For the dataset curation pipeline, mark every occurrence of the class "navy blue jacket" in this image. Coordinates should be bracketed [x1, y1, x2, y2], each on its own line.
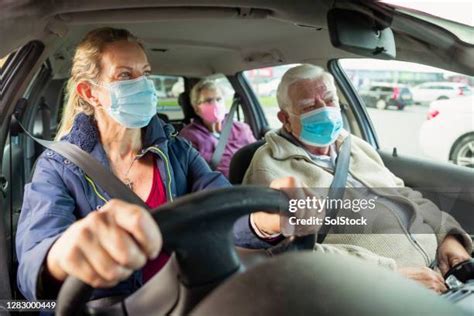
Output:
[16, 113, 268, 301]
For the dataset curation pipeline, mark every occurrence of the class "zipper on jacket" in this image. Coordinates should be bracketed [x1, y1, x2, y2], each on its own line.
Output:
[138, 146, 174, 202]
[350, 175, 432, 266]
[85, 175, 108, 203]
[279, 136, 432, 266]
[85, 146, 174, 204]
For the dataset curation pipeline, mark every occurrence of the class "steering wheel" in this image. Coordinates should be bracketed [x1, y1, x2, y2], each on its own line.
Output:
[55, 186, 289, 315]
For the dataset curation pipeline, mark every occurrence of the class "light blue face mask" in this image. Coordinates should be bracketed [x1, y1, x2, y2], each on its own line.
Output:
[97, 76, 158, 128]
[297, 107, 343, 147]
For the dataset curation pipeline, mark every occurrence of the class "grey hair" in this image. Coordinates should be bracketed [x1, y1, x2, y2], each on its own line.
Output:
[276, 64, 336, 110]
[190, 78, 222, 107]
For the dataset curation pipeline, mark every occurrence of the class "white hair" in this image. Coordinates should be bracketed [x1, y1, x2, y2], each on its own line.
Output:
[276, 64, 336, 110]
[190, 78, 223, 107]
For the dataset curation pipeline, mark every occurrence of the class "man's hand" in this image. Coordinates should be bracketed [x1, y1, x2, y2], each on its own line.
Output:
[437, 235, 471, 276]
[251, 177, 300, 235]
[46, 199, 162, 288]
[397, 267, 447, 294]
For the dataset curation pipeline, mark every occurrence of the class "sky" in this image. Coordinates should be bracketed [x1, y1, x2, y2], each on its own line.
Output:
[380, 0, 474, 26]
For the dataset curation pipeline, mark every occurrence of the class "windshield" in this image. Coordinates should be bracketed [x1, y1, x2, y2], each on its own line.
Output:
[381, 0, 473, 26]
[380, 0, 474, 44]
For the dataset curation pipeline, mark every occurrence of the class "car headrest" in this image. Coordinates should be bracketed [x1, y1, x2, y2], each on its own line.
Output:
[228, 140, 266, 184]
[178, 92, 198, 124]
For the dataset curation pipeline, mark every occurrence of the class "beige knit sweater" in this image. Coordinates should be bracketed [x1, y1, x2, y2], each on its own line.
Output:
[243, 129, 472, 269]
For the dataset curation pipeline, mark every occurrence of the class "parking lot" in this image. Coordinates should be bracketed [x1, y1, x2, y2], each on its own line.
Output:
[367, 105, 428, 157]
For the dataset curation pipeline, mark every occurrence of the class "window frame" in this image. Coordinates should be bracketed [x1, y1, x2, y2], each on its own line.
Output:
[328, 59, 380, 148]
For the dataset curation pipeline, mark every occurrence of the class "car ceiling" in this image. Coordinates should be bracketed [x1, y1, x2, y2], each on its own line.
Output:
[1, 0, 473, 77]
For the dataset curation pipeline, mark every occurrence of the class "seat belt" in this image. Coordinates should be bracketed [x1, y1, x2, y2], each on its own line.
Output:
[266, 135, 351, 255]
[15, 117, 148, 209]
[209, 96, 239, 170]
[317, 135, 352, 243]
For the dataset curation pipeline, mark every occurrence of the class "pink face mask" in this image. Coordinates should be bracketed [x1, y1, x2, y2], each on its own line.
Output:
[198, 101, 226, 123]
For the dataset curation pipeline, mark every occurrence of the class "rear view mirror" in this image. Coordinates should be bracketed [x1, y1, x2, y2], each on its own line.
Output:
[327, 8, 396, 59]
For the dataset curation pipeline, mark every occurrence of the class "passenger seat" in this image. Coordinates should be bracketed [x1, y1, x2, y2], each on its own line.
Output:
[178, 92, 198, 125]
[228, 140, 266, 184]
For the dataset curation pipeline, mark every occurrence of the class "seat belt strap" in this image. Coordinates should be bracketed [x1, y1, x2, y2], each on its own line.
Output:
[16, 117, 148, 209]
[209, 96, 239, 170]
[317, 135, 352, 243]
[266, 135, 352, 255]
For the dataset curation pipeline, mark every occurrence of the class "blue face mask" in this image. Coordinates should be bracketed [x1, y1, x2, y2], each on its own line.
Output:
[297, 107, 343, 147]
[97, 76, 158, 128]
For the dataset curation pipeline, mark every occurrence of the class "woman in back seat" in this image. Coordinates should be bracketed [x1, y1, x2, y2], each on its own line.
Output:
[179, 79, 256, 177]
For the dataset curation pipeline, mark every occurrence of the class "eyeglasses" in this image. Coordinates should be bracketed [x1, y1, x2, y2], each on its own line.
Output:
[198, 97, 222, 105]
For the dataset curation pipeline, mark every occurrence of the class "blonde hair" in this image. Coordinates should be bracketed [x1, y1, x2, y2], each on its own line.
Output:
[190, 79, 222, 108]
[276, 64, 336, 110]
[56, 27, 143, 139]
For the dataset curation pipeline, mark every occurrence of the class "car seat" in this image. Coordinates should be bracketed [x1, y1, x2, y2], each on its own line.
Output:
[228, 139, 266, 184]
[178, 92, 198, 125]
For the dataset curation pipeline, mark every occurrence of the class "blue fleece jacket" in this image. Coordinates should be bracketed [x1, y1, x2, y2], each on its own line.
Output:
[15, 113, 268, 301]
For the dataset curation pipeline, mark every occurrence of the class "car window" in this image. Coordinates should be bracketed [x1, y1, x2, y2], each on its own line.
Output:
[340, 58, 474, 169]
[243, 64, 300, 129]
[152, 75, 185, 120]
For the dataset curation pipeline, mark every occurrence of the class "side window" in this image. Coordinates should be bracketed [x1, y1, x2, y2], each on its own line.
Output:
[152, 75, 185, 120]
[340, 58, 474, 169]
[243, 64, 300, 129]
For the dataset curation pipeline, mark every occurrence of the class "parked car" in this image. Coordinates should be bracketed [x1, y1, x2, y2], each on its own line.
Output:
[411, 82, 472, 105]
[359, 82, 413, 110]
[419, 95, 474, 168]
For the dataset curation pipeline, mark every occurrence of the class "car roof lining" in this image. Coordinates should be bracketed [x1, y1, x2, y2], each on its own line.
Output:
[1, 0, 473, 78]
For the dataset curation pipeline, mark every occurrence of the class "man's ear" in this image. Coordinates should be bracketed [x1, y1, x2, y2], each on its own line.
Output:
[277, 110, 292, 132]
[76, 82, 99, 107]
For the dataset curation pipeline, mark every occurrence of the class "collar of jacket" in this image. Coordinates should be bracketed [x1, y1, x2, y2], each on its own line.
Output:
[188, 117, 211, 134]
[61, 113, 176, 153]
[265, 128, 349, 161]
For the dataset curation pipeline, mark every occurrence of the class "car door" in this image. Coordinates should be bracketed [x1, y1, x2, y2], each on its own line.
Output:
[415, 84, 434, 103]
[0, 41, 45, 301]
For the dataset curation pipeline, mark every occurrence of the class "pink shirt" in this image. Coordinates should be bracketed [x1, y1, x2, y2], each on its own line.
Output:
[143, 161, 170, 282]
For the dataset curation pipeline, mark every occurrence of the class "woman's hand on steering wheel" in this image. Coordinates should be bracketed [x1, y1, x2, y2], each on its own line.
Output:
[46, 199, 162, 288]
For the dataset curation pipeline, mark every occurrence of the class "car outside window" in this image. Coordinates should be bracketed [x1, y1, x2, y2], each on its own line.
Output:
[339, 58, 474, 169]
[243, 64, 300, 129]
[152, 75, 185, 120]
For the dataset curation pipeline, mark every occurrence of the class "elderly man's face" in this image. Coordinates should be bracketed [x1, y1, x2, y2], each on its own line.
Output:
[279, 77, 339, 139]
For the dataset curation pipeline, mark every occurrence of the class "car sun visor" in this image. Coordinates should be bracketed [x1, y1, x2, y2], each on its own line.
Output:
[327, 8, 396, 59]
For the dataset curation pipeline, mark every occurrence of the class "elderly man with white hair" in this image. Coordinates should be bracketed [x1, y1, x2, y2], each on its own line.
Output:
[243, 64, 472, 293]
